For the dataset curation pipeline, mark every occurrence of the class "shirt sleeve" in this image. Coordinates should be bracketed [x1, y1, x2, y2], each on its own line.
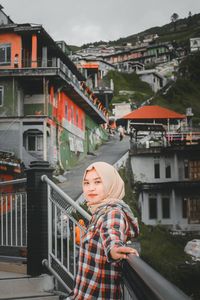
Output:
[99, 208, 128, 262]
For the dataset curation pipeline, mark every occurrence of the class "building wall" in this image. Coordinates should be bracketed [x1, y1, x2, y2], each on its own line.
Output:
[132, 150, 200, 231]
[0, 120, 22, 158]
[0, 78, 20, 116]
[139, 190, 187, 228]
[131, 154, 181, 183]
[85, 115, 108, 154]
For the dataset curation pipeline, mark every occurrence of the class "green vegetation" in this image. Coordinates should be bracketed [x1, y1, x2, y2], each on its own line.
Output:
[120, 163, 200, 300]
[154, 51, 200, 124]
[102, 51, 200, 124]
[104, 70, 153, 107]
[76, 13, 200, 51]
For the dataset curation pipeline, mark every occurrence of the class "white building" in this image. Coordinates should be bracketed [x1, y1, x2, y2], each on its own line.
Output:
[190, 38, 200, 53]
[130, 136, 200, 232]
[112, 102, 131, 120]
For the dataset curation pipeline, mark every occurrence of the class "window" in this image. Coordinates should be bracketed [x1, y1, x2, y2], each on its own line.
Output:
[24, 130, 43, 152]
[154, 157, 160, 178]
[188, 197, 200, 224]
[0, 44, 11, 65]
[65, 103, 68, 120]
[149, 196, 157, 219]
[189, 160, 200, 180]
[162, 197, 170, 218]
[76, 110, 79, 126]
[81, 118, 84, 130]
[71, 106, 74, 123]
[27, 134, 43, 151]
[165, 159, 171, 178]
[182, 198, 187, 218]
[0, 86, 4, 106]
[184, 160, 189, 179]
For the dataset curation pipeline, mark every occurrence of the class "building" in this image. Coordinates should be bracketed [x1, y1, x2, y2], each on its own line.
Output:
[123, 105, 200, 232]
[72, 57, 114, 108]
[136, 69, 167, 93]
[0, 6, 108, 171]
[190, 37, 200, 53]
[112, 102, 131, 120]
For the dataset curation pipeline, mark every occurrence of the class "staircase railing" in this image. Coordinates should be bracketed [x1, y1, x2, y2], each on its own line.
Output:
[41, 174, 90, 293]
[0, 169, 191, 299]
[41, 174, 191, 300]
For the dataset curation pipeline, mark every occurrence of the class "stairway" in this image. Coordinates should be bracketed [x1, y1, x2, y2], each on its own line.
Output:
[0, 262, 60, 300]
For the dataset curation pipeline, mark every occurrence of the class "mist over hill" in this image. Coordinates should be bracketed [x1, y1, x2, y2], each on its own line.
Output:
[70, 12, 200, 50]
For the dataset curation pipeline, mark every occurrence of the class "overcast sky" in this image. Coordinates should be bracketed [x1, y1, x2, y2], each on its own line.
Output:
[1, 0, 200, 46]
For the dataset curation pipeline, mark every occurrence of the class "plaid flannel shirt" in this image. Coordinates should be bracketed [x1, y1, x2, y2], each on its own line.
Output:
[70, 202, 139, 300]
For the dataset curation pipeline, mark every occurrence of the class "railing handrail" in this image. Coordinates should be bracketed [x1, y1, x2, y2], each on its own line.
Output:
[41, 174, 190, 299]
[123, 255, 190, 300]
[0, 178, 27, 186]
[41, 174, 91, 221]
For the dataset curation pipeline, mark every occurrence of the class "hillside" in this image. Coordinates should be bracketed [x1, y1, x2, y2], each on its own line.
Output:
[77, 12, 200, 51]
[103, 51, 200, 124]
[104, 70, 153, 107]
[153, 51, 200, 124]
[69, 12, 200, 124]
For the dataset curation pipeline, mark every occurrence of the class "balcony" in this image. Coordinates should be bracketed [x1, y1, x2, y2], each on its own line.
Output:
[0, 58, 108, 123]
[130, 129, 200, 156]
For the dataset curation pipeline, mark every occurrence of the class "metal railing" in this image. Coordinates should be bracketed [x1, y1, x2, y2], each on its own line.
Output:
[0, 178, 27, 248]
[0, 192, 27, 247]
[41, 175, 190, 299]
[41, 174, 90, 293]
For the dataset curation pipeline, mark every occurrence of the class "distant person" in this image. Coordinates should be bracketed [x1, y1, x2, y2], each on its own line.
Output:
[66, 161, 139, 299]
[118, 125, 125, 141]
[14, 54, 19, 68]
[129, 125, 134, 141]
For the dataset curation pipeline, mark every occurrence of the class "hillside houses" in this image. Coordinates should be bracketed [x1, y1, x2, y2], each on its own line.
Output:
[72, 38, 181, 95]
[0, 6, 109, 171]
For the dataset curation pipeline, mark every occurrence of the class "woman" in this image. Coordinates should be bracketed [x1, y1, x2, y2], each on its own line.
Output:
[69, 161, 139, 300]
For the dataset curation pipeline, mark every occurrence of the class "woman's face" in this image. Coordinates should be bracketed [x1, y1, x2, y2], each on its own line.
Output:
[83, 168, 105, 207]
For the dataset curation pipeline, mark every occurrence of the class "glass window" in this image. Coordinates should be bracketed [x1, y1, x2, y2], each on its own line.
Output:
[76, 110, 79, 126]
[28, 135, 35, 151]
[65, 103, 68, 119]
[165, 159, 171, 178]
[71, 106, 74, 123]
[27, 134, 43, 151]
[154, 157, 160, 178]
[162, 197, 170, 218]
[37, 135, 43, 151]
[184, 160, 189, 178]
[182, 198, 187, 218]
[0, 44, 11, 65]
[0, 86, 4, 106]
[149, 196, 157, 219]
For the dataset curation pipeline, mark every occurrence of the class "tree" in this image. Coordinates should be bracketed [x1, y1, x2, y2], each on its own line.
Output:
[170, 13, 179, 31]
[187, 11, 193, 27]
[171, 13, 179, 23]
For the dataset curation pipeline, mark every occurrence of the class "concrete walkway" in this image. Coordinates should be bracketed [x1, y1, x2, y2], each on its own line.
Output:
[57, 134, 130, 200]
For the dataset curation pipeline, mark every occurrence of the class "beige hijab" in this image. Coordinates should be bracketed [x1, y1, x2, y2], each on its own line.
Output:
[82, 161, 125, 212]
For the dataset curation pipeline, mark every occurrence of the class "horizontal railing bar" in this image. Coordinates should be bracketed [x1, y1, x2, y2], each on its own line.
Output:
[41, 175, 91, 221]
[0, 178, 27, 186]
[124, 256, 190, 300]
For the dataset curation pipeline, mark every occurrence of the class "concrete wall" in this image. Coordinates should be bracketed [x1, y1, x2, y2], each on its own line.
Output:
[131, 154, 182, 183]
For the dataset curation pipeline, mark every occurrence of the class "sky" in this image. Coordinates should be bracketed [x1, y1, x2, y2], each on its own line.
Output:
[1, 0, 200, 46]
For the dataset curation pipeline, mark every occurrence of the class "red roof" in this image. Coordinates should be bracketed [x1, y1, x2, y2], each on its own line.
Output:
[122, 105, 186, 120]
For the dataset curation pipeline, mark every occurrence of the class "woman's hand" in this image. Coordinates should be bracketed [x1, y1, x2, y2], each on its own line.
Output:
[110, 246, 139, 260]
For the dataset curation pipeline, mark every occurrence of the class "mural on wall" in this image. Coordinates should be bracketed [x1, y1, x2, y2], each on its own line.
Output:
[88, 128, 102, 148]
